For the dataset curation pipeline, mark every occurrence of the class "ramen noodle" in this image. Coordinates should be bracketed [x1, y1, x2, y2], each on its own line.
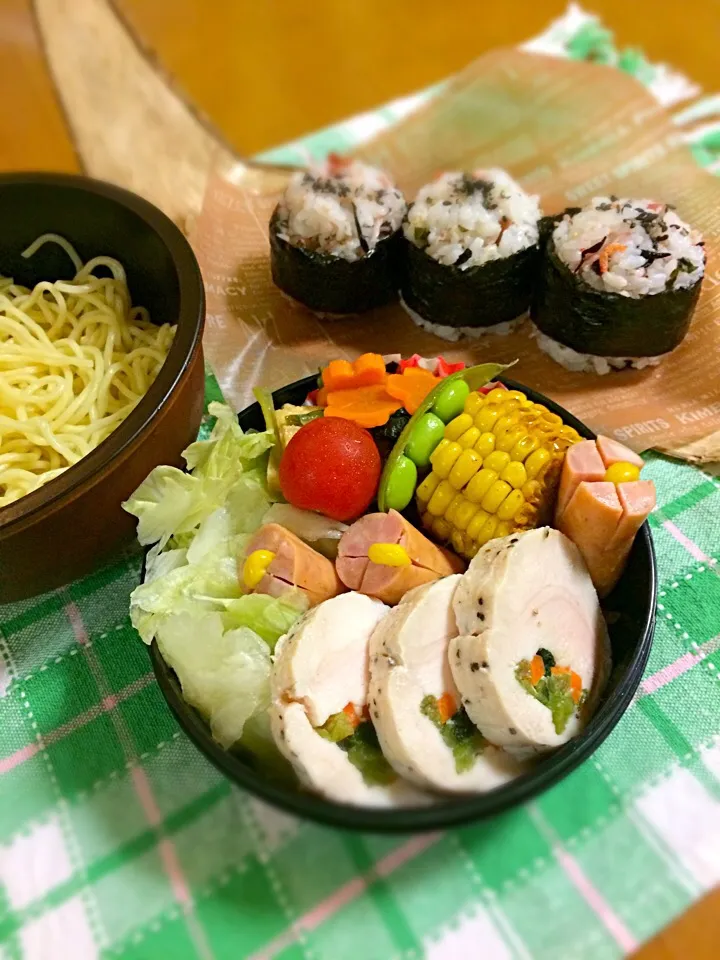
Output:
[0, 234, 175, 507]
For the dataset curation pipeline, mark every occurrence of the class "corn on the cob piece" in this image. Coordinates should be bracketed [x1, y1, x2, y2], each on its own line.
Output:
[416, 388, 581, 558]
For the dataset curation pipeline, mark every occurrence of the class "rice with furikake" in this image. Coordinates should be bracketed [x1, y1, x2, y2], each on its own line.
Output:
[275, 157, 406, 263]
[403, 169, 542, 268]
[554, 197, 705, 297]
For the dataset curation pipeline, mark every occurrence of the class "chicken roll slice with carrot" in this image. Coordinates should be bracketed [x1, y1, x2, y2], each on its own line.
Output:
[336, 509, 464, 605]
[555, 436, 655, 597]
[369, 576, 528, 792]
[270, 592, 427, 807]
[241, 523, 345, 608]
[450, 528, 610, 754]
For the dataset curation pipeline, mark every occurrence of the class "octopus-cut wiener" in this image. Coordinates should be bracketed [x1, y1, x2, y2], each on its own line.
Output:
[450, 528, 610, 755]
[270, 592, 428, 807]
[336, 509, 464, 605]
[555, 437, 655, 597]
[369, 576, 528, 792]
[241, 523, 345, 607]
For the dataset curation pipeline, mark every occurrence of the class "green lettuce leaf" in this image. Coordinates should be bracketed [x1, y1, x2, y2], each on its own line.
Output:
[125, 401, 304, 755]
[123, 401, 274, 548]
[219, 594, 302, 650]
[156, 612, 272, 749]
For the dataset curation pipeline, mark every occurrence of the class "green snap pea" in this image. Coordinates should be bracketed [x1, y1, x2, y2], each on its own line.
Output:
[432, 379, 470, 423]
[384, 455, 417, 512]
[405, 413, 445, 469]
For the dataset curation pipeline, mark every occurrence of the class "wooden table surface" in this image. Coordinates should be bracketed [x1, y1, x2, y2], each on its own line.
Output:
[2, 0, 719, 955]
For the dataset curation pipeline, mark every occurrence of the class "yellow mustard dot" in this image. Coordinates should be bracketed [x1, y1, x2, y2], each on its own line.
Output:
[367, 543, 412, 567]
[604, 461, 641, 484]
[243, 550, 276, 589]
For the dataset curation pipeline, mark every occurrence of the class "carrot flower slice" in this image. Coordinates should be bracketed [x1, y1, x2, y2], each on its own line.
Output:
[386, 367, 441, 414]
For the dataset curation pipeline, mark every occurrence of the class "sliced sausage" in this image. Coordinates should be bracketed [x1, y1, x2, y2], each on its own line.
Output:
[241, 523, 345, 607]
[336, 509, 464, 605]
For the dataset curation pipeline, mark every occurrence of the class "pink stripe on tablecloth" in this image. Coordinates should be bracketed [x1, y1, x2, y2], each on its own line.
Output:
[249, 833, 444, 960]
[65, 601, 90, 645]
[131, 765, 191, 906]
[662, 520, 710, 563]
[555, 848, 638, 952]
[641, 651, 701, 696]
[375, 831, 442, 876]
[0, 742, 39, 773]
[0, 672, 153, 776]
[638, 635, 720, 699]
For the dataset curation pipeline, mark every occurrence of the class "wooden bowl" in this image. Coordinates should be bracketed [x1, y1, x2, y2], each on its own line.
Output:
[0, 174, 205, 601]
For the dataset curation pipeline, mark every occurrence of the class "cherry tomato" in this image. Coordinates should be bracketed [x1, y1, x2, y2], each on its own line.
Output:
[279, 417, 381, 522]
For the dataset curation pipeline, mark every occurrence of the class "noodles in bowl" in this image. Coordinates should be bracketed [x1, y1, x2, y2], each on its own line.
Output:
[0, 234, 175, 507]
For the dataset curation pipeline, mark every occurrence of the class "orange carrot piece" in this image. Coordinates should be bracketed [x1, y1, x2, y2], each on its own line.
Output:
[386, 367, 441, 414]
[316, 386, 328, 407]
[530, 655, 546, 686]
[551, 666, 571, 675]
[322, 354, 387, 392]
[598, 243, 627, 274]
[325, 384, 402, 429]
[437, 692, 456, 724]
[343, 702, 362, 728]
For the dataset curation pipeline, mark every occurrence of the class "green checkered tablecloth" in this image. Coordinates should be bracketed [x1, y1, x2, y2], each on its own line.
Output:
[2, 8, 720, 959]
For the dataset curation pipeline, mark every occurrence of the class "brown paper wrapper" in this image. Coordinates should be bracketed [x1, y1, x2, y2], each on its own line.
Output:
[190, 49, 720, 460]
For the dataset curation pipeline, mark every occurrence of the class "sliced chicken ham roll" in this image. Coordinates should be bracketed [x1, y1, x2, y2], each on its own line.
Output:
[270, 592, 426, 807]
[336, 509, 464, 605]
[369, 576, 528, 793]
[450, 528, 610, 754]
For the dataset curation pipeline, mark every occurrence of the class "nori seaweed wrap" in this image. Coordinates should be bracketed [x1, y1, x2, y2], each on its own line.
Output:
[531, 198, 705, 367]
[399, 170, 543, 339]
[269, 157, 406, 316]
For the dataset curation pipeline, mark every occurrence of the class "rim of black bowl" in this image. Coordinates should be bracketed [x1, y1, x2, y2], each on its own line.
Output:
[150, 373, 657, 832]
[0, 172, 205, 532]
